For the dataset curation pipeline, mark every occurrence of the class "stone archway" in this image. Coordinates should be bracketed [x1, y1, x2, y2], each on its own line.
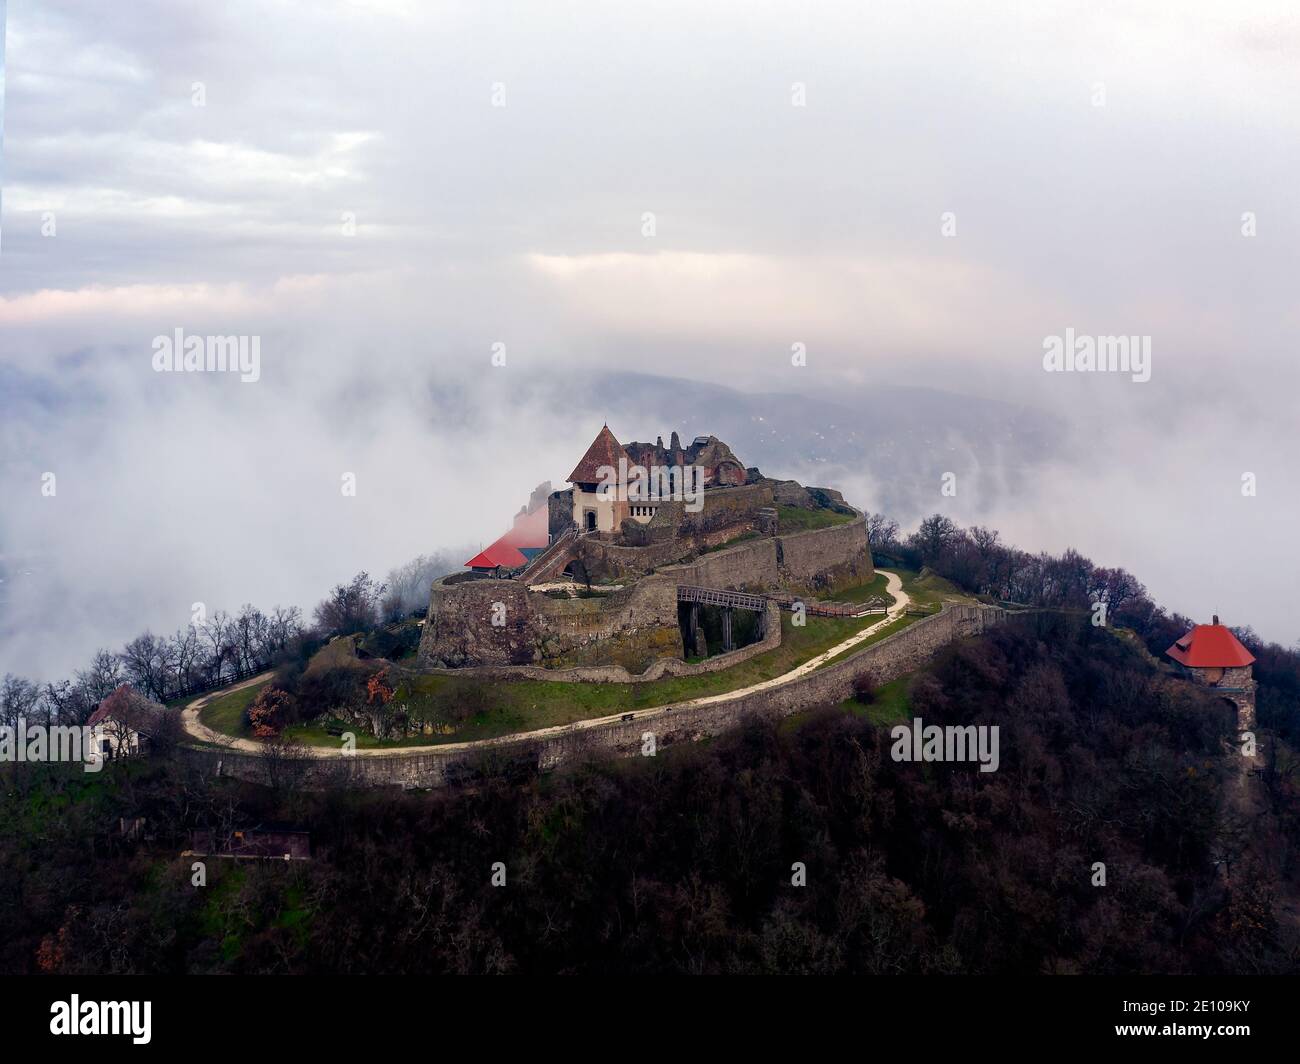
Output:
[1220, 693, 1255, 733]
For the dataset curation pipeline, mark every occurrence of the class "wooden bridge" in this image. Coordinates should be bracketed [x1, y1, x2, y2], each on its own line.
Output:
[677, 584, 888, 619]
[676, 585, 769, 612]
[676, 585, 768, 654]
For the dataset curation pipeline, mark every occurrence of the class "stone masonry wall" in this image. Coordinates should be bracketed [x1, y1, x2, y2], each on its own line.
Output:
[659, 537, 781, 590]
[1187, 664, 1257, 732]
[777, 517, 873, 593]
[421, 510, 870, 669]
[194, 604, 1007, 791]
[418, 573, 681, 668]
[417, 602, 781, 684]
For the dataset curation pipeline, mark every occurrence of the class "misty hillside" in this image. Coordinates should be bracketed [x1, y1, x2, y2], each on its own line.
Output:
[7, 617, 1291, 975]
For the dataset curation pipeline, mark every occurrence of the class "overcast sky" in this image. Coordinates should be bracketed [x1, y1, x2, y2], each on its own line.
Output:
[2, 0, 1299, 680]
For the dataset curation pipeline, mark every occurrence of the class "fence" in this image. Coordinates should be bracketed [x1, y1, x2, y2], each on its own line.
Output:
[676, 584, 768, 612]
[765, 590, 887, 617]
[168, 660, 269, 703]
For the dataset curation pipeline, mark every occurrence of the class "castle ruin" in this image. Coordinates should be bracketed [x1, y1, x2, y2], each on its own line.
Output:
[418, 425, 874, 672]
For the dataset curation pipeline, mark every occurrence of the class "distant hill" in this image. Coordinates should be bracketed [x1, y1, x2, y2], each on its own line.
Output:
[436, 369, 1062, 523]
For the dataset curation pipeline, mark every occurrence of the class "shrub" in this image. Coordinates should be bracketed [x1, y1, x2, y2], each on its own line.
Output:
[295, 665, 366, 722]
[245, 686, 298, 737]
[359, 624, 421, 660]
[367, 667, 395, 706]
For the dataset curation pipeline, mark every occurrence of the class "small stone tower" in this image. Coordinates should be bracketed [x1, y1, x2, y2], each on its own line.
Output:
[1165, 615, 1257, 732]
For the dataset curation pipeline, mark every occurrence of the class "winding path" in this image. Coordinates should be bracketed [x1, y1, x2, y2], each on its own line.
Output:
[181, 571, 910, 759]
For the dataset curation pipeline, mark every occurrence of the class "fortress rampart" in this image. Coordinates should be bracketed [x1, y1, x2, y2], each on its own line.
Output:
[417, 602, 782, 684]
[418, 571, 682, 669]
[418, 513, 873, 671]
[189, 603, 1010, 791]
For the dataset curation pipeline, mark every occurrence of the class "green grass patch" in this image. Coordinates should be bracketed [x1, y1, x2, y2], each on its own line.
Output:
[814, 611, 920, 670]
[275, 611, 885, 748]
[891, 567, 974, 609]
[841, 675, 913, 726]
[776, 505, 856, 532]
[198, 679, 269, 738]
[781, 674, 914, 736]
[835, 570, 890, 603]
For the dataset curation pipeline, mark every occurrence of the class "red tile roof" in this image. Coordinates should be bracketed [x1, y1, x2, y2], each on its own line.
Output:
[87, 685, 166, 731]
[464, 504, 550, 569]
[567, 425, 623, 484]
[1166, 623, 1255, 668]
[465, 540, 528, 570]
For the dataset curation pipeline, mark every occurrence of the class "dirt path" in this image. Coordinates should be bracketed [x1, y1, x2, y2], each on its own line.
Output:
[181, 571, 911, 759]
[181, 671, 275, 753]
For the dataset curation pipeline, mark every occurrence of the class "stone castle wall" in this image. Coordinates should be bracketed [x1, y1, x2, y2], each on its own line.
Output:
[418, 602, 781, 684]
[1186, 664, 1257, 732]
[418, 573, 681, 668]
[193, 604, 1008, 791]
[778, 518, 874, 593]
[421, 509, 871, 669]
[658, 537, 781, 590]
[580, 482, 776, 581]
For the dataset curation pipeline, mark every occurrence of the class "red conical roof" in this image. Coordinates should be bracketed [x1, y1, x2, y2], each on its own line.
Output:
[1166, 622, 1255, 668]
[567, 424, 623, 484]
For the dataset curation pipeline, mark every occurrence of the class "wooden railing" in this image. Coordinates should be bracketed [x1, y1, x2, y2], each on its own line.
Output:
[169, 660, 270, 702]
[676, 585, 768, 612]
[518, 528, 578, 583]
[764, 591, 887, 617]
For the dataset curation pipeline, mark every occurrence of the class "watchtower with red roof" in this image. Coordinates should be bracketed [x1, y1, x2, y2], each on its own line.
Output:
[1165, 615, 1256, 732]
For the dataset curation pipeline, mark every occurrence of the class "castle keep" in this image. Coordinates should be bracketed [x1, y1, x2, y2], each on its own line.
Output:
[418, 426, 874, 672]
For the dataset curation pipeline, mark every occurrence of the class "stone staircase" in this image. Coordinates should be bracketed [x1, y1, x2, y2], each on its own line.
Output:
[518, 528, 579, 585]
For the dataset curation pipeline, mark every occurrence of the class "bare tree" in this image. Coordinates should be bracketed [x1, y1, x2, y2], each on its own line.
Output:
[41, 679, 95, 726]
[866, 512, 901, 552]
[383, 553, 458, 617]
[201, 610, 234, 684]
[76, 650, 124, 704]
[263, 605, 304, 660]
[908, 513, 959, 565]
[120, 632, 173, 702]
[0, 674, 40, 730]
[233, 604, 269, 672]
[168, 625, 204, 693]
[314, 572, 385, 635]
